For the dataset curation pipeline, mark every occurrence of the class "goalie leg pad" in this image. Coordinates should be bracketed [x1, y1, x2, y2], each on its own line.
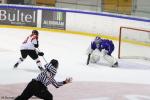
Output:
[90, 49, 101, 63]
[103, 54, 117, 66]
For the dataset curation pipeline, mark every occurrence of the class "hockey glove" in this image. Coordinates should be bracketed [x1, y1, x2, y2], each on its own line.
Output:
[63, 77, 73, 84]
[38, 52, 44, 56]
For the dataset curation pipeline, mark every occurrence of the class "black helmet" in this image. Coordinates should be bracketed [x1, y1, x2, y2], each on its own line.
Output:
[50, 59, 59, 68]
[32, 30, 39, 35]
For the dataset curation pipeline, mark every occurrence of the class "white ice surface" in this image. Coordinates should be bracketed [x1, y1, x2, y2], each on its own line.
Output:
[0, 28, 150, 85]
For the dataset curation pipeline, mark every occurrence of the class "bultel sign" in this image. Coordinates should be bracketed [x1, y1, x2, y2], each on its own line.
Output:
[0, 8, 37, 27]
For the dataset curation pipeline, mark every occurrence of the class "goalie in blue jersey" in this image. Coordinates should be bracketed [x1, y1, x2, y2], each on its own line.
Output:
[86, 36, 118, 67]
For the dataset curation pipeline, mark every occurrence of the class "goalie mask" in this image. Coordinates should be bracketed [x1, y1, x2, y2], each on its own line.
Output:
[50, 59, 59, 69]
[94, 36, 102, 44]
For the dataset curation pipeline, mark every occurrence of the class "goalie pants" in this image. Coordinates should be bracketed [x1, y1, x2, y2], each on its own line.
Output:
[15, 79, 53, 100]
[21, 50, 38, 60]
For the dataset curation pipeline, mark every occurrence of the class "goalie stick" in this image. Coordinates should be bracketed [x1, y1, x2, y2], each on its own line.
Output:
[86, 54, 91, 65]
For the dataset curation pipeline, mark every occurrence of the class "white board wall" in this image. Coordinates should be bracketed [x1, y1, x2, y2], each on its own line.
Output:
[66, 12, 150, 37]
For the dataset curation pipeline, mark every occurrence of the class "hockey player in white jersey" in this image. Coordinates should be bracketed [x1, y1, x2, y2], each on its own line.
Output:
[14, 30, 44, 71]
[86, 36, 118, 67]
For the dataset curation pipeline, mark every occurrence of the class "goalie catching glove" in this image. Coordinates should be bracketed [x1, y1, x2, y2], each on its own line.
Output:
[38, 52, 44, 56]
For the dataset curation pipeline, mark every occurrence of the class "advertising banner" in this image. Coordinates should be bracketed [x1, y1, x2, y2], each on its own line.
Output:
[41, 10, 66, 30]
[0, 8, 37, 27]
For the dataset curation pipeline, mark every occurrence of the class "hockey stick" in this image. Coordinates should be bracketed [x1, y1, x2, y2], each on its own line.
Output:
[37, 48, 48, 64]
[41, 55, 48, 64]
[86, 54, 91, 65]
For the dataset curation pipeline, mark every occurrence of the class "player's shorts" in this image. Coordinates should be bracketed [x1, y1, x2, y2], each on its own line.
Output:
[21, 50, 38, 60]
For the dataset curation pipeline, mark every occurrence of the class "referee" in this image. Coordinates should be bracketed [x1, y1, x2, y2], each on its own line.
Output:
[15, 59, 72, 100]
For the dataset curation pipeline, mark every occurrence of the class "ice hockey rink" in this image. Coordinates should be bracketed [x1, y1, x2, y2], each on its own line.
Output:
[0, 28, 150, 100]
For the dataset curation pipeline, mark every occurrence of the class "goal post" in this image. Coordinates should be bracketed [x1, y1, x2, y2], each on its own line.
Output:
[118, 26, 150, 61]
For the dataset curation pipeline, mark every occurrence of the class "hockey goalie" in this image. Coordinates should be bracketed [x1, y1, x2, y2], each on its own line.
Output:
[86, 36, 118, 67]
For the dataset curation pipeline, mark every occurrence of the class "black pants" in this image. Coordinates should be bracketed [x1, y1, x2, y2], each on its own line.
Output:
[21, 50, 38, 60]
[15, 79, 53, 100]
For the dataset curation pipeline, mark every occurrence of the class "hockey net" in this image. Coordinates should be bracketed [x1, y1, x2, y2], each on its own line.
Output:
[118, 26, 150, 61]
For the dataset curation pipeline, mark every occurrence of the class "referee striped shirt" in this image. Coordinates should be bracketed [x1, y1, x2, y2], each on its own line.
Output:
[35, 63, 64, 88]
